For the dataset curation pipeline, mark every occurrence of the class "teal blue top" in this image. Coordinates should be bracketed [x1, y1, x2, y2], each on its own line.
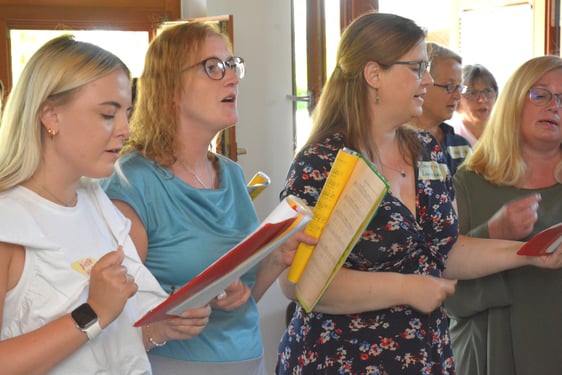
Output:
[103, 151, 262, 362]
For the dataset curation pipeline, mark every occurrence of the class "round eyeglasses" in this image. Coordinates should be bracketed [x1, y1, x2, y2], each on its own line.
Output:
[433, 83, 467, 94]
[529, 87, 562, 108]
[182, 56, 246, 80]
[463, 88, 496, 101]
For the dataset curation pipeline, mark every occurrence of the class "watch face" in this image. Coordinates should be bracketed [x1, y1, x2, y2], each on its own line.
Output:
[71, 303, 98, 328]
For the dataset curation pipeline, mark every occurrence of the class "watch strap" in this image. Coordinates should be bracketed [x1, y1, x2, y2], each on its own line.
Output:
[71, 303, 102, 340]
[84, 320, 103, 340]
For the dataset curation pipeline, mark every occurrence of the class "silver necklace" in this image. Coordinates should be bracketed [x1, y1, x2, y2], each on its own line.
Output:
[178, 159, 214, 189]
[381, 163, 406, 178]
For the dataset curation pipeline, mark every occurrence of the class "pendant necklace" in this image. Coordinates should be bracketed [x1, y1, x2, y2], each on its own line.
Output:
[178, 159, 215, 189]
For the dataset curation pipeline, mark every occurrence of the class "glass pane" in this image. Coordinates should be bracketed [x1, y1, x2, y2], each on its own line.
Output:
[377, 0, 533, 92]
[292, 0, 310, 152]
[10, 29, 149, 86]
[459, 5, 532, 90]
[378, 0, 453, 45]
[325, 3, 340, 78]
[292, 0, 340, 152]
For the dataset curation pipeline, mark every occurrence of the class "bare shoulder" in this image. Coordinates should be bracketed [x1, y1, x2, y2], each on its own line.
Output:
[0, 242, 25, 291]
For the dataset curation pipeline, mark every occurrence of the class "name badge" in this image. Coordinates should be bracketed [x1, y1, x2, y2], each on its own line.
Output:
[72, 257, 97, 276]
[447, 145, 472, 159]
[418, 161, 449, 181]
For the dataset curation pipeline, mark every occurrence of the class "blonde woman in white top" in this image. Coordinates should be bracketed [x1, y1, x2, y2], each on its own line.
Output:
[0, 35, 211, 375]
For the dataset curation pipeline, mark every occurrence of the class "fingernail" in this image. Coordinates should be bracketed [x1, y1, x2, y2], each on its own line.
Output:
[217, 291, 227, 300]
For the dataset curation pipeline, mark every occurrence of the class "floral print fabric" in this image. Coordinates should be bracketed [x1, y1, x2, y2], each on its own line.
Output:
[276, 132, 458, 374]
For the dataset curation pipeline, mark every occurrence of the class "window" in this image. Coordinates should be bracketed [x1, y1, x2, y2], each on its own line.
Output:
[290, 0, 375, 151]
[0, 0, 180, 93]
[378, 0, 543, 91]
[10, 29, 149, 86]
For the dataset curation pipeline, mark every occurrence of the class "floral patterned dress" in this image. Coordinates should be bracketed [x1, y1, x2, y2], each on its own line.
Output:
[276, 132, 458, 375]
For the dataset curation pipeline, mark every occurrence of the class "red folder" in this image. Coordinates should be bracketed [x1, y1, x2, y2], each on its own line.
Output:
[134, 195, 311, 326]
[517, 223, 562, 256]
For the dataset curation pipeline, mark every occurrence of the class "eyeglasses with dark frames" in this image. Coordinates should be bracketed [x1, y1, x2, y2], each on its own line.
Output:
[391, 60, 431, 80]
[463, 88, 496, 101]
[528, 87, 562, 108]
[433, 83, 467, 94]
[182, 56, 246, 80]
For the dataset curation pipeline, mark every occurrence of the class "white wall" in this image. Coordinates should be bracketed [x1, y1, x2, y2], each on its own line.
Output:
[182, 1, 294, 373]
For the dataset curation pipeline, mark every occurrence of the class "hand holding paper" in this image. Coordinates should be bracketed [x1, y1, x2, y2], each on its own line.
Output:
[210, 279, 251, 311]
[517, 222, 562, 256]
[134, 195, 312, 326]
[287, 148, 389, 312]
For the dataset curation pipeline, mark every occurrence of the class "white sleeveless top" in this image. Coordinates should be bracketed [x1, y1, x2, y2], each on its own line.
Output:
[0, 180, 167, 374]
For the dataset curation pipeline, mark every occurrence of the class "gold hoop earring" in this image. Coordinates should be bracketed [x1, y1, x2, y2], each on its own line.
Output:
[47, 128, 58, 139]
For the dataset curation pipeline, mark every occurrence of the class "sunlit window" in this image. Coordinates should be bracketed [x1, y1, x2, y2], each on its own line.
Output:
[292, 0, 340, 152]
[378, 0, 533, 91]
[10, 29, 149, 86]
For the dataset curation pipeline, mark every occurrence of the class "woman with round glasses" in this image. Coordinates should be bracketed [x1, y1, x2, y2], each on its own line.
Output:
[450, 64, 498, 146]
[103, 22, 313, 375]
[446, 55, 562, 375]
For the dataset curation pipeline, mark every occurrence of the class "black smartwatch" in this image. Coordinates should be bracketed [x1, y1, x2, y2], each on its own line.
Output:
[71, 303, 102, 340]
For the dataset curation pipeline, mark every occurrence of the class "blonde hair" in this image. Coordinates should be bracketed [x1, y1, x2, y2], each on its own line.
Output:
[124, 22, 231, 167]
[306, 12, 426, 162]
[465, 55, 562, 186]
[0, 35, 130, 191]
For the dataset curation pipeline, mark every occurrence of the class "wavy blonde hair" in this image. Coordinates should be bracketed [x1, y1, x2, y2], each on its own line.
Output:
[0, 35, 129, 191]
[464, 55, 562, 186]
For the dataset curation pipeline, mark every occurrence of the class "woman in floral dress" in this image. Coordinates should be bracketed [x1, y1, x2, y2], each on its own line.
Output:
[275, 12, 562, 375]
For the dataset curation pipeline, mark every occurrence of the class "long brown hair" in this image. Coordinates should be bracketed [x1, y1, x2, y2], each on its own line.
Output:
[306, 12, 426, 163]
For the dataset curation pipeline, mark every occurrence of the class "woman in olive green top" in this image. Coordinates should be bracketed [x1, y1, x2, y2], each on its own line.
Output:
[446, 55, 562, 375]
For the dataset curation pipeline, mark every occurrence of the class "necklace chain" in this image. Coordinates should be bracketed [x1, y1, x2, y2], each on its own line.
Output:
[32, 184, 77, 206]
[380, 163, 407, 178]
[178, 158, 215, 189]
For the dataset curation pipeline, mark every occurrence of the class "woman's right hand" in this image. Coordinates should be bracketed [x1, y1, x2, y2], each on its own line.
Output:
[145, 304, 211, 346]
[87, 246, 138, 328]
[404, 274, 457, 314]
[487, 194, 541, 240]
[210, 278, 251, 311]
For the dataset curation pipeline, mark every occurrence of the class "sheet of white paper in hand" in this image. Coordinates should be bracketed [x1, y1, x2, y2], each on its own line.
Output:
[134, 195, 312, 326]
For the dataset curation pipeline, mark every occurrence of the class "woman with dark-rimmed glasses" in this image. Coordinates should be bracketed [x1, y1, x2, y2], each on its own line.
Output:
[275, 12, 562, 374]
[446, 55, 562, 375]
[103, 21, 314, 375]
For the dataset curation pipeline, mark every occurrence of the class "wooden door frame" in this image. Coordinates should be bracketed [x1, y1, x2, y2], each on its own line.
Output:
[546, 0, 560, 55]
[305, 0, 378, 110]
[0, 0, 180, 95]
